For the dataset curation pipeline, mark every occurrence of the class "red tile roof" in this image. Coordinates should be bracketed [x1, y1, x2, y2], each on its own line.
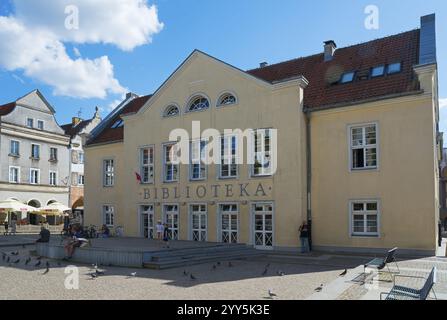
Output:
[87, 29, 421, 146]
[61, 119, 93, 138]
[87, 95, 152, 146]
[247, 29, 421, 110]
[0, 102, 16, 116]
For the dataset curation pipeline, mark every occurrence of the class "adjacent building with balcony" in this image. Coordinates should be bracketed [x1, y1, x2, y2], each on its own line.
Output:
[0, 90, 70, 224]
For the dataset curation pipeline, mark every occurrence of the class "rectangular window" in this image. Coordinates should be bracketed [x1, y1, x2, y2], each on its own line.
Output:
[79, 152, 85, 164]
[31, 144, 40, 159]
[37, 120, 44, 130]
[140, 147, 154, 184]
[78, 174, 85, 186]
[26, 118, 34, 128]
[49, 148, 58, 162]
[164, 144, 179, 182]
[190, 139, 207, 180]
[387, 62, 401, 74]
[220, 135, 238, 179]
[371, 65, 385, 78]
[350, 124, 377, 170]
[350, 201, 379, 236]
[340, 72, 355, 83]
[30, 169, 40, 184]
[252, 129, 273, 176]
[103, 159, 115, 186]
[103, 205, 115, 227]
[49, 171, 57, 186]
[9, 167, 19, 183]
[10, 140, 20, 156]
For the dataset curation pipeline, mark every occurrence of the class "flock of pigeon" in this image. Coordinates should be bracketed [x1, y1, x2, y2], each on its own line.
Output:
[1, 246, 350, 299]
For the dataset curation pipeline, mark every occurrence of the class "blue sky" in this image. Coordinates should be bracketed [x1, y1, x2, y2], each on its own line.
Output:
[0, 0, 446, 129]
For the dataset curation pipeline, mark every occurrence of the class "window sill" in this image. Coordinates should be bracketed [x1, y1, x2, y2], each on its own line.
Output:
[8, 154, 20, 158]
[49, 159, 58, 163]
[103, 185, 114, 188]
[218, 176, 238, 180]
[350, 167, 378, 172]
[351, 234, 379, 238]
[30, 157, 40, 161]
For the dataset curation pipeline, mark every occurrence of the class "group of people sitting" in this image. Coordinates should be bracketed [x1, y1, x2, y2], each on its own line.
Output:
[62, 224, 110, 260]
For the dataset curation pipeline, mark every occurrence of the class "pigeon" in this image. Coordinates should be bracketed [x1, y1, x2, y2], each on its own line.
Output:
[43, 267, 50, 275]
[183, 270, 188, 276]
[13, 259, 20, 264]
[35, 260, 41, 267]
[261, 268, 268, 276]
[190, 274, 196, 280]
[212, 265, 217, 270]
[268, 289, 277, 298]
[277, 271, 285, 277]
[228, 262, 233, 268]
[128, 272, 137, 278]
[95, 269, 105, 276]
[11, 251, 19, 256]
[25, 257, 31, 265]
[315, 284, 324, 292]
[89, 273, 98, 280]
[339, 269, 348, 277]
[217, 262, 221, 266]
[92, 263, 98, 270]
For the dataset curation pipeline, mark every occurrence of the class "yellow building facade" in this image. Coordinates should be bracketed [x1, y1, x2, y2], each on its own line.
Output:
[85, 15, 441, 255]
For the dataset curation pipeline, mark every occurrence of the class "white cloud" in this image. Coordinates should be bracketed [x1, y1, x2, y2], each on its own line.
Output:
[0, 0, 163, 99]
[440, 98, 447, 109]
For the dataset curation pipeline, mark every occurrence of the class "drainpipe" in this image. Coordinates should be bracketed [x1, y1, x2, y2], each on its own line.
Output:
[305, 108, 312, 251]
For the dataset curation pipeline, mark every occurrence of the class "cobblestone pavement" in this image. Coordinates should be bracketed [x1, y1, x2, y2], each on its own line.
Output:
[0, 246, 341, 300]
[1, 243, 445, 300]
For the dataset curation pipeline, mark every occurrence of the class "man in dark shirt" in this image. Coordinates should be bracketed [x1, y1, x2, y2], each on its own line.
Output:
[36, 226, 50, 243]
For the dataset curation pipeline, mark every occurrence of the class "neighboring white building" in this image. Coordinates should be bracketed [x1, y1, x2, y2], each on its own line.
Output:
[0, 90, 70, 224]
[61, 108, 101, 212]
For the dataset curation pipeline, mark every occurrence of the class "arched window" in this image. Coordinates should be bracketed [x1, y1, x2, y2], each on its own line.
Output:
[187, 96, 210, 112]
[217, 93, 237, 107]
[164, 105, 180, 117]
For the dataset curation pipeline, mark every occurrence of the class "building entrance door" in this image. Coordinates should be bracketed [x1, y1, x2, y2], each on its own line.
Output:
[140, 205, 154, 239]
[164, 204, 179, 240]
[253, 203, 274, 250]
[190, 204, 207, 241]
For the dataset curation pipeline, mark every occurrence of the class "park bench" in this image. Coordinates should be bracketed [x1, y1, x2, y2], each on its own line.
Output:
[364, 247, 400, 276]
[380, 267, 437, 300]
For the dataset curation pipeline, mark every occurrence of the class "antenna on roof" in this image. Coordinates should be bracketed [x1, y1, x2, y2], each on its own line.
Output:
[77, 107, 83, 118]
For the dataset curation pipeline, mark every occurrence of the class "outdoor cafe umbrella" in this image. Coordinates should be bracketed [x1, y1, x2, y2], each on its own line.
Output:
[0, 199, 38, 222]
[36, 202, 71, 216]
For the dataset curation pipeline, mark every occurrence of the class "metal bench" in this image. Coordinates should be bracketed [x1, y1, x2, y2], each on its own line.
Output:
[381, 267, 437, 300]
[364, 247, 400, 277]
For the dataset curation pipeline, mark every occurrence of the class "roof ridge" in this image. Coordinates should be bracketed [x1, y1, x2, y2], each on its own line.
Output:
[247, 28, 419, 73]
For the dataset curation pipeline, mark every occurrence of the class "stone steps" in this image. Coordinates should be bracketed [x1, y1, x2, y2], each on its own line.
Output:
[144, 245, 263, 269]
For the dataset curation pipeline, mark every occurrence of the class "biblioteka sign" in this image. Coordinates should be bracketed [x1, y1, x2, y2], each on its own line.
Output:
[140, 183, 272, 200]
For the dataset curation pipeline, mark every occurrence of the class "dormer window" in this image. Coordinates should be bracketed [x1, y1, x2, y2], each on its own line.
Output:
[37, 120, 44, 130]
[26, 118, 34, 128]
[111, 119, 124, 129]
[164, 105, 180, 118]
[340, 72, 355, 84]
[371, 66, 385, 78]
[187, 96, 210, 112]
[217, 93, 237, 107]
[387, 62, 402, 74]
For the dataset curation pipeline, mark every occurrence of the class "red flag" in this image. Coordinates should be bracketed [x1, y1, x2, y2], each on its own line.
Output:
[135, 172, 142, 183]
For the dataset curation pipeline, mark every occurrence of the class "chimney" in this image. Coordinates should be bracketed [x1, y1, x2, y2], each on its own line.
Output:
[72, 117, 82, 126]
[324, 40, 337, 62]
[125, 92, 139, 100]
[419, 14, 437, 65]
[259, 62, 268, 68]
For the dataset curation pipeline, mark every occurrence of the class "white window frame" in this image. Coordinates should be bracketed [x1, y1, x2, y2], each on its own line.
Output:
[49, 171, 58, 186]
[251, 202, 275, 250]
[103, 159, 115, 187]
[163, 143, 179, 183]
[9, 166, 20, 183]
[219, 135, 238, 179]
[37, 119, 44, 130]
[349, 200, 380, 237]
[79, 152, 85, 164]
[10, 140, 20, 156]
[348, 122, 379, 171]
[49, 147, 58, 162]
[139, 204, 155, 239]
[189, 139, 207, 181]
[189, 203, 208, 241]
[218, 203, 239, 244]
[29, 168, 40, 185]
[78, 174, 85, 186]
[251, 128, 273, 177]
[140, 146, 155, 184]
[103, 205, 115, 227]
[163, 204, 179, 240]
[216, 92, 238, 107]
[26, 118, 34, 128]
[31, 143, 40, 160]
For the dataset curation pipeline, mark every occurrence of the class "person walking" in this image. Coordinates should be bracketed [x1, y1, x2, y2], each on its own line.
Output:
[163, 223, 170, 249]
[3, 221, 9, 236]
[299, 221, 310, 253]
[156, 221, 164, 241]
[10, 218, 17, 236]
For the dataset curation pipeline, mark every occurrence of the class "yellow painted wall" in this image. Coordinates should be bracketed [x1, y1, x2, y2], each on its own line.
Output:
[310, 94, 439, 252]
